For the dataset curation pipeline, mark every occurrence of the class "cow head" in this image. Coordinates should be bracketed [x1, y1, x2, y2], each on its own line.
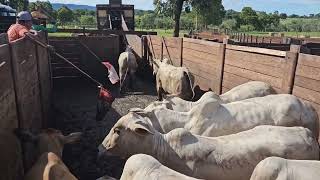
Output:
[15, 128, 82, 158]
[99, 113, 156, 159]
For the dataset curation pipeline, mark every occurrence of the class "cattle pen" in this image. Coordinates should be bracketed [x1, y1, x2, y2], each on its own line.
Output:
[1, 28, 320, 179]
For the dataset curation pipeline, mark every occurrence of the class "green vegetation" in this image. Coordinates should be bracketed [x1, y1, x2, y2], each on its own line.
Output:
[246, 31, 320, 38]
[2, 0, 319, 37]
[48, 32, 72, 37]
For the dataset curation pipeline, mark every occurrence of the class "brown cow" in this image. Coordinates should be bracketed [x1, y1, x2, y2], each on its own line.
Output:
[24, 152, 77, 180]
[15, 128, 82, 180]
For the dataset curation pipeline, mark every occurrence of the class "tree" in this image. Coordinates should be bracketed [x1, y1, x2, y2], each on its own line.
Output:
[280, 13, 287, 19]
[79, 15, 96, 25]
[1, 0, 25, 11]
[57, 6, 74, 25]
[193, 0, 225, 27]
[289, 14, 300, 18]
[154, 0, 224, 37]
[240, 7, 259, 26]
[220, 19, 237, 30]
[29, 1, 56, 18]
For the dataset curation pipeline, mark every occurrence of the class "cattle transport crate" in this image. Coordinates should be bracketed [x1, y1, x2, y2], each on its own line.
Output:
[96, 0, 134, 31]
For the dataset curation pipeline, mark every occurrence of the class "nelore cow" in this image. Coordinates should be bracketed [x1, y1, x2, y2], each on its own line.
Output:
[250, 157, 320, 180]
[135, 81, 275, 112]
[0, 130, 24, 180]
[15, 129, 82, 180]
[120, 154, 201, 180]
[130, 94, 319, 138]
[118, 46, 138, 93]
[99, 120, 319, 180]
[153, 58, 194, 101]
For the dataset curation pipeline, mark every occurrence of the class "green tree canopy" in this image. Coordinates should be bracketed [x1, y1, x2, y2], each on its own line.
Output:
[57, 6, 73, 25]
[153, 0, 224, 37]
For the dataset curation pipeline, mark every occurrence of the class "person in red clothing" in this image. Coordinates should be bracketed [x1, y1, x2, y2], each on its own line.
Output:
[7, 11, 37, 42]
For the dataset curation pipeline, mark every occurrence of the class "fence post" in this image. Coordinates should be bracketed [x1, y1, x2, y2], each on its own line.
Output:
[160, 36, 164, 60]
[179, 38, 183, 67]
[282, 45, 300, 94]
[214, 38, 227, 95]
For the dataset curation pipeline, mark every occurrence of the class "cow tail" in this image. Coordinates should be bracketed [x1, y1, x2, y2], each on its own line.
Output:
[184, 71, 195, 100]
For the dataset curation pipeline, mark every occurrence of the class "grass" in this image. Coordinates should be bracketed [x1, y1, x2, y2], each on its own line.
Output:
[244, 31, 320, 38]
[48, 32, 73, 37]
[139, 28, 188, 37]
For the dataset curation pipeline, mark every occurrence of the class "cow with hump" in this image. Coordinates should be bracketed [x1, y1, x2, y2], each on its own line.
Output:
[135, 81, 275, 112]
[153, 58, 195, 100]
[99, 116, 319, 180]
[250, 157, 320, 180]
[130, 94, 319, 138]
[120, 154, 201, 180]
[118, 45, 138, 93]
[15, 128, 82, 180]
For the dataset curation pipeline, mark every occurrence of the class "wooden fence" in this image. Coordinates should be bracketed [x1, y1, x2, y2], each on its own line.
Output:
[144, 35, 320, 116]
[293, 53, 320, 115]
[0, 32, 51, 129]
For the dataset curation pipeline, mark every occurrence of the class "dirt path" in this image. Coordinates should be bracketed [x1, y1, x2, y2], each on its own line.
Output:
[52, 78, 157, 180]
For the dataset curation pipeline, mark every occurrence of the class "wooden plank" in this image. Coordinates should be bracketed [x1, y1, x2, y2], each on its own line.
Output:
[35, 32, 51, 128]
[281, 51, 298, 94]
[225, 53, 283, 78]
[163, 37, 181, 48]
[191, 74, 214, 90]
[296, 65, 320, 81]
[0, 33, 8, 45]
[0, 44, 18, 129]
[183, 41, 220, 55]
[222, 87, 231, 94]
[226, 44, 287, 57]
[183, 57, 217, 70]
[10, 37, 42, 129]
[224, 64, 282, 88]
[183, 60, 218, 76]
[294, 76, 320, 93]
[183, 48, 218, 63]
[293, 86, 320, 104]
[125, 34, 142, 59]
[225, 49, 285, 67]
[183, 38, 221, 48]
[298, 53, 320, 68]
[149, 36, 162, 46]
[215, 43, 225, 95]
[223, 72, 250, 85]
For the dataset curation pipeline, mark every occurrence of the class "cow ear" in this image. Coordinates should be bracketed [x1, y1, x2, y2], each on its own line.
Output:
[132, 120, 154, 136]
[62, 132, 82, 144]
[14, 129, 39, 143]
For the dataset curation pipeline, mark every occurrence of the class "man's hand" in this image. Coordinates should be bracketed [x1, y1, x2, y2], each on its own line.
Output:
[29, 30, 38, 36]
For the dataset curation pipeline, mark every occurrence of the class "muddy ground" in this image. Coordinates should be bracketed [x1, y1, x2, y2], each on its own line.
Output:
[52, 77, 157, 180]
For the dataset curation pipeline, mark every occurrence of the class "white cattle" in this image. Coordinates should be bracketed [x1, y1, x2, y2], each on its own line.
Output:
[130, 94, 319, 138]
[250, 157, 320, 180]
[99, 118, 319, 180]
[134, 81, 275, 112]
[118, 46, 138, 92]
[153, 58, 194, 100]
[120, 154, 201, 180]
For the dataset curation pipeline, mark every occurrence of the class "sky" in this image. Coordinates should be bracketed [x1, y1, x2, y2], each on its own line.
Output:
[29, 0, 320, 15]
